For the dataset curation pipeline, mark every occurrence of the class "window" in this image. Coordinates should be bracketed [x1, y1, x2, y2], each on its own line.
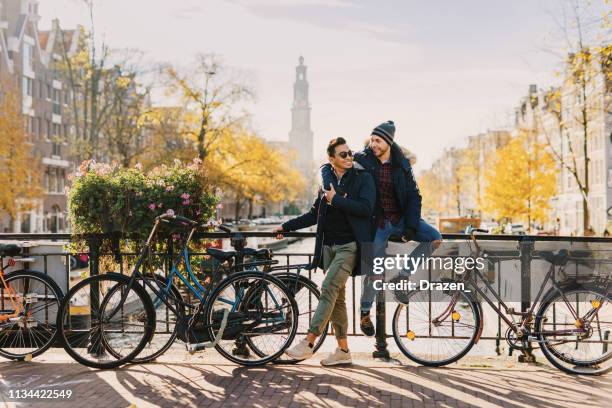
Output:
[38, 79, 44, 98]
[22, 76, 33, 97]
[23, 43, 33, 71]
[20, 213, 31, 233]
[27, 116, 34, 135]
[36, 117, 42, 140]
[52, 90, 61, 114]
[46, 120, 51, 139]
[58, 169, 65, 192]
[49, 205, 62, 233]
[52, 142, 61, 157]
[48, 168, 58, 193]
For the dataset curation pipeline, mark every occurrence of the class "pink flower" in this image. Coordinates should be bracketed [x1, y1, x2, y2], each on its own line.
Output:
[180, 193, 190, 200]
[166, 209, 175, 216]
[148, 203, 156, 210]
[182, 200, 190, 206]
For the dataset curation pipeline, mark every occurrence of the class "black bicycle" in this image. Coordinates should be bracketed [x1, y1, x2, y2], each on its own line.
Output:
[56, 214, 299, 369]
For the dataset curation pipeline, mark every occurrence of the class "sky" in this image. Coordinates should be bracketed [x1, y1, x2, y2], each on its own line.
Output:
[37, 0, 608, 171]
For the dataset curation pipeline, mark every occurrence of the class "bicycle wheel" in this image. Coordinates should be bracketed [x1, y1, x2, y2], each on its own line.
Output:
[269, 273, 327, 364]
[203, 271, 298, 366]
[56, 273, 155, 369]
[392, 287, 480, 366]
[536, 285, 612, 375]
[0, 271, 63, 360]
[128, 274, 185, 364]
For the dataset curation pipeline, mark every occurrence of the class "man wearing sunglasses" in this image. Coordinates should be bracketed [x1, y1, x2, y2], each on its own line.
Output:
[319, 121, 442, 337]
[273, 137, 375, 365]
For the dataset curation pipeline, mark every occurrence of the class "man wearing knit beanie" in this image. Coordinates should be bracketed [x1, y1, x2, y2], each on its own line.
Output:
[371, 120, 396, 147]
[319, 120, 442, 338]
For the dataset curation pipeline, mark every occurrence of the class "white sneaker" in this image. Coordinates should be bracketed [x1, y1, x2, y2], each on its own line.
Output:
[285, 338, 314, 360]
[320, 347, 352, 366]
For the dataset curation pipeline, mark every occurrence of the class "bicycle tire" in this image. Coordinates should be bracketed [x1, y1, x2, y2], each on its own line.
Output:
[0, 270, 63, 360]
[203, 271, 298, 366]
[129, 274, 185, 363]
[392, 287, 481, 367]
[536, 284, 612, 375]
[56, 273, 155, 369]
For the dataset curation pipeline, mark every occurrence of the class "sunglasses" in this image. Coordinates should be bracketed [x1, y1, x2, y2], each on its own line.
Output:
[336, 150, 353, 159]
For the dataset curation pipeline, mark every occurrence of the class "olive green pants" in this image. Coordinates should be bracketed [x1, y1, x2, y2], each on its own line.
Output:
[308, 241, 357, 340]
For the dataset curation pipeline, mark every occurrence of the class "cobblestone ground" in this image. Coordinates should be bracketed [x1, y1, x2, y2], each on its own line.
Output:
[0, 350, 610, 408]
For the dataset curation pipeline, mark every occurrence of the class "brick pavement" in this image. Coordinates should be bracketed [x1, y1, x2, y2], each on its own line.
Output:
[0, 351, 610, 408]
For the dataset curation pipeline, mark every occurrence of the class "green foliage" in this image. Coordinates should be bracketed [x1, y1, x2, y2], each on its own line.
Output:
[69, 158, 218, 242]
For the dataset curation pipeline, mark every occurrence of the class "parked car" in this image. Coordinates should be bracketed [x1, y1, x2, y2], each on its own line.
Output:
[504, 223, 526, 235]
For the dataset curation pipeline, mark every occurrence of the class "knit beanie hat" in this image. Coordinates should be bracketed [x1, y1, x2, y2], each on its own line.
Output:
[371, 120, 395, 146]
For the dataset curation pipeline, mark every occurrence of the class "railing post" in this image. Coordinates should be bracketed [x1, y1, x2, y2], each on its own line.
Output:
[87, 234, 103, 356]
[372, 291, 390, 360]
[518, 239, 536, 363]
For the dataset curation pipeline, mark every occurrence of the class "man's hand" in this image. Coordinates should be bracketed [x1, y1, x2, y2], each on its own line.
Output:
[323, 184, 336, 204]
[273, 226, 284, 240]
[401, 227, 417, 243]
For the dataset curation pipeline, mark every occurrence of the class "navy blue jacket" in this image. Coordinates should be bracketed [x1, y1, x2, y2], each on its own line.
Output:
[320, 145, 422, 233]
[281, 167, 375, 276]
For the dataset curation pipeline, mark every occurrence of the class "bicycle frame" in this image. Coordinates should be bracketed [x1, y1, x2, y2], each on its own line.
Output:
[435, 238, 604, 341]
[0, 259, 24, 323]
[108, 218, 287, 327]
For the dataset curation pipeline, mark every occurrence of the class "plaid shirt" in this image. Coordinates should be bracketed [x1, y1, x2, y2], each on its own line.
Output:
[378, 161, 401, 227]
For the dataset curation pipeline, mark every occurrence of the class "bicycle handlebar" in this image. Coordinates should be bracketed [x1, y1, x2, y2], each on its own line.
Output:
[156, 213, 198, 227]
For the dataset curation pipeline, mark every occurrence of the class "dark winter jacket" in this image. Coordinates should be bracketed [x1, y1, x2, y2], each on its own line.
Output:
[281, 167, 375, 276]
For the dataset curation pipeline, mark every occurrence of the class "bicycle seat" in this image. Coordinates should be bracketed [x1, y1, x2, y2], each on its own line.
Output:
[539, 249, 569, 266]
[0, 244, 21, 257]
[206, 248, 237, 262]
[243, 248, 271, 259]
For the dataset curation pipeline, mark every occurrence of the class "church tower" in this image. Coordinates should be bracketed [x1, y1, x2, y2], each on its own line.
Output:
[288, 56, 314, 177]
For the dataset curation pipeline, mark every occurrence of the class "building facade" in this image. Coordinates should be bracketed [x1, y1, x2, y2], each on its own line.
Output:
[514, 53, 612, 236]
[0, 0, 78, 232]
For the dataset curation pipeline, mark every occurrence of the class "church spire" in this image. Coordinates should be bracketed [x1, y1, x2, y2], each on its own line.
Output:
[289, 56, 313, 176]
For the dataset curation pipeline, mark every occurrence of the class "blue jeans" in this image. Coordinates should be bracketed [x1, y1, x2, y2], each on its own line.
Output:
[360, 218, 442, 314]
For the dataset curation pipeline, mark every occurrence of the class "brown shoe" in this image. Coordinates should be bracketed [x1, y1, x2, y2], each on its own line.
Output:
[360, 314, 375, 337]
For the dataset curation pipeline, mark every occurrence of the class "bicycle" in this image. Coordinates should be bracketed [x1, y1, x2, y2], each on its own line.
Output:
[56, 214, 299, 369]
[390, 228, 612, 375]
[0, 244, 63, 361]
[206, 224, 327, 364]
[133, 222, 323, 364]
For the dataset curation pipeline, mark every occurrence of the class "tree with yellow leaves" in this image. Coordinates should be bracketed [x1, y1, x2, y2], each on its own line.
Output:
[0, 80, 43, 226]
[205, 128, 304, 219]
[164, 54, 254, 161]
[483, 130, 557, 228]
